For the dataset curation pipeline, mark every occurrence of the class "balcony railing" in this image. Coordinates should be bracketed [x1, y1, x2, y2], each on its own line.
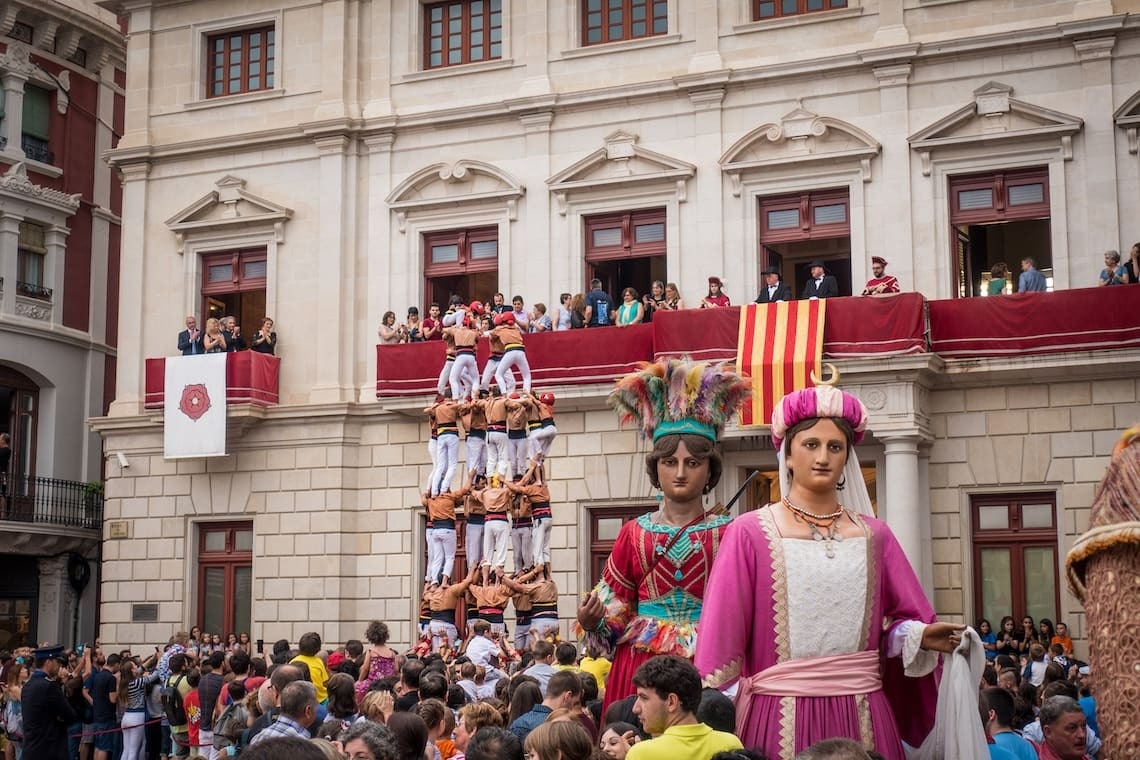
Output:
[376, 287, 1140, 397]
[0, 475, 103, 530]
[16, 280, 52, 300]
[20, 134, 54, 165]
[145, 351, 281, 409]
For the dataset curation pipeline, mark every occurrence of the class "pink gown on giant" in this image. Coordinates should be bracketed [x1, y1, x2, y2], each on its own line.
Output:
[695, 507, 939, 760]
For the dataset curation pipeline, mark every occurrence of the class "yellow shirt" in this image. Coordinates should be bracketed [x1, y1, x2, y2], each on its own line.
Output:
[290, 653, 330, 703]
[579, 656, 612, 693]
[626, 723, 743, 760]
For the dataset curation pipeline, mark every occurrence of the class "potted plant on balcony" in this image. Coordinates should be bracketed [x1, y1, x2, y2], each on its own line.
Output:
[82, 481, 104, 517]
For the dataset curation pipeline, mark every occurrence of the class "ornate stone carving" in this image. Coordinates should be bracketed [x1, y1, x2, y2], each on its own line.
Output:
[863, 387, 888, 411]
[15, 300, 51, 320]
[0, 163, 81, 211]
[0, 41, 37, 77]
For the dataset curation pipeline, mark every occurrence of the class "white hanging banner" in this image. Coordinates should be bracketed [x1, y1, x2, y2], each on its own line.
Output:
[164, 353, 227, 459]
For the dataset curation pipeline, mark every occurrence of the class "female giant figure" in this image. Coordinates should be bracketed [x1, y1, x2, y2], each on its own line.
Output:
[695, 384, 963, 759]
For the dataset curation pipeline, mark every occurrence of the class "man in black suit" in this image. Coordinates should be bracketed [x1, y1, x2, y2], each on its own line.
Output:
[21, 645, 76, 760]
[755, 267, 793, 304]
[177, 315, 203, 355]
[801, 259, 839, 299]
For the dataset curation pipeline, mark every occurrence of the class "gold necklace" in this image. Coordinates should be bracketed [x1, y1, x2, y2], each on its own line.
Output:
[782, 497, 846, 559]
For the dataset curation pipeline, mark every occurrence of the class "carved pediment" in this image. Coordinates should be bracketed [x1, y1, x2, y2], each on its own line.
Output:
[1113, 89, 1140, 154]
[386, 160, 524, 232]
[908, 81, 1083, 175]
[547, 130, 696, 214]
[719, 106, 881, 195]
[164, 175, 293, 254]
[0, 162, 81, 214]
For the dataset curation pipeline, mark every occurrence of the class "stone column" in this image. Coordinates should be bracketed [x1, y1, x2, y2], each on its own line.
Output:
[685, 85, 725, 293]
[1074, 36, 1119, 280]
[0, 213, 20, 316]
[108, 161, 150, 416]
[0, 72, 27, 156]
[36, 555, 69, 646]
[520, 111, 553, 291]
[44, 225, 70, 325]
[310, 135, 353, 404]
[362, 131, 394, 403]
[873, 0, 909, 45]
[118, 6, 153, 150]
[881, 434, 932, 595]
[871, 62, 915, 292]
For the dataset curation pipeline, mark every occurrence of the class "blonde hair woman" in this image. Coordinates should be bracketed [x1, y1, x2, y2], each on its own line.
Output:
[203, 317, 227, 353]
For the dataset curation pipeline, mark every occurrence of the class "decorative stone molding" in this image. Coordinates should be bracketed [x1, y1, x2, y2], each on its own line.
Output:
[387, 160, 525, 233]
[908, 81, 1082, 176]
[547, 130, 695, 215]
[15, 299, 52, 321]
[165, 175, 293, 255]
[719, 105, 881, 195]
[1113, 90, 1140, 155]
[0, 41, 71, 114]
[0, 162, 81, 214]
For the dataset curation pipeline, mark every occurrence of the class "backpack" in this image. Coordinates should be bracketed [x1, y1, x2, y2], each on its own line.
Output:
[162, 674, 187, 725]
[213, 700, 248, 749]
[594, 296, 611, 326]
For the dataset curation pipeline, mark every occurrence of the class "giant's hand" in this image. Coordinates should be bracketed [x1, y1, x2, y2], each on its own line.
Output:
[921, 622, 967, 653]
[577, 591, 605, 631]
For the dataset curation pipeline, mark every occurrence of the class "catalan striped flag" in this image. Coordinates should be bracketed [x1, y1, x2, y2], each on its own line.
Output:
[736, 300, 827, 427]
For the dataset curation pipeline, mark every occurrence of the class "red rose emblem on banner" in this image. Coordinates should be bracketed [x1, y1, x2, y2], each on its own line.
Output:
[179, 384, 212, 421]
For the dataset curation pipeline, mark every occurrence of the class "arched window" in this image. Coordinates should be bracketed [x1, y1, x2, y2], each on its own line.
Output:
[0, 365, 39, 491]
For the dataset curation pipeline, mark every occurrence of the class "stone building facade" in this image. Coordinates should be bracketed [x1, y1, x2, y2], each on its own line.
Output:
[92, 0, 1140, 654]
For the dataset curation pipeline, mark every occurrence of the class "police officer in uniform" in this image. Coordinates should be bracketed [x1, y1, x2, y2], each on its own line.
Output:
[21, 644, 76, 760]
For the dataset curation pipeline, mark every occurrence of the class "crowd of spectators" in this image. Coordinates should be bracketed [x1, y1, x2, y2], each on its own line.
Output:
[2, 611, 1101, 760]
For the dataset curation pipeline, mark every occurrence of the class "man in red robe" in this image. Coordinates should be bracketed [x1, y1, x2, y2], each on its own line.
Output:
[861, 256, 900, 295]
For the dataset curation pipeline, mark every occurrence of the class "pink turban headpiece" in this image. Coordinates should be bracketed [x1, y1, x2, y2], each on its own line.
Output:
[770, 385, 868, 449]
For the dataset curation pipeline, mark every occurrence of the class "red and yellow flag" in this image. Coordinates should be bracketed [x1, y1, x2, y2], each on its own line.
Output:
[736, 300, 827, 427]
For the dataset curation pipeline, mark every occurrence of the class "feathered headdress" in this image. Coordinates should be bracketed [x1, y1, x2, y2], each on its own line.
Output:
[608, 357, 750, 442]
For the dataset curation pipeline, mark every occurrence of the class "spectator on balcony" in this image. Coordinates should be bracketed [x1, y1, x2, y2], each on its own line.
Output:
[584, 280, 613, 328]
[755, 268, 792, 304]
[529, 303, 552, 333]
[801, 260, 839, 300]
[861, 256, 900, 296]
[491, 293, 511, 315]
[567, 293, 586, 329]
[250, 318, 277, 355]
[378, 312, 404, 344]
[178, 316, 204, 356]
[1098, 250, 1127, 286]
[1018, 258, 1047, 293]
[554, 293, 573, 330]
[510, 296, 531, 331]
[406, 307, 425, 342]
[989, 263, 1010, 296]
[222, 316, 247, 351]
[642, 281, 667, 321]
[203, 318, 228, 353]
[616, 288, 645, 327]
[422, 304, 444, 341]
[699, 277, 731, 308]
[1125, 243, 1140, 285]
[663, 282, 684, 311]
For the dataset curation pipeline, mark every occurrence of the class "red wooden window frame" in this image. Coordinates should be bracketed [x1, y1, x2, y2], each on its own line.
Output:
[582, 0, 668, 46]
[753, 0, 847, 21]
[589, 504, 655, 588]
[584, 208, 666, 263]
[970, 492, 1059, 626]
[948, 168, 1050, 225]
[423, 227, 499, 276]
[424, 0, 503, 70]
[197, 522, 253, 637]
[207, 26, 275, 98]
[201, 249, 267, 297]
[423, 226, 499, 309]
[759, 189, 850, 244]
